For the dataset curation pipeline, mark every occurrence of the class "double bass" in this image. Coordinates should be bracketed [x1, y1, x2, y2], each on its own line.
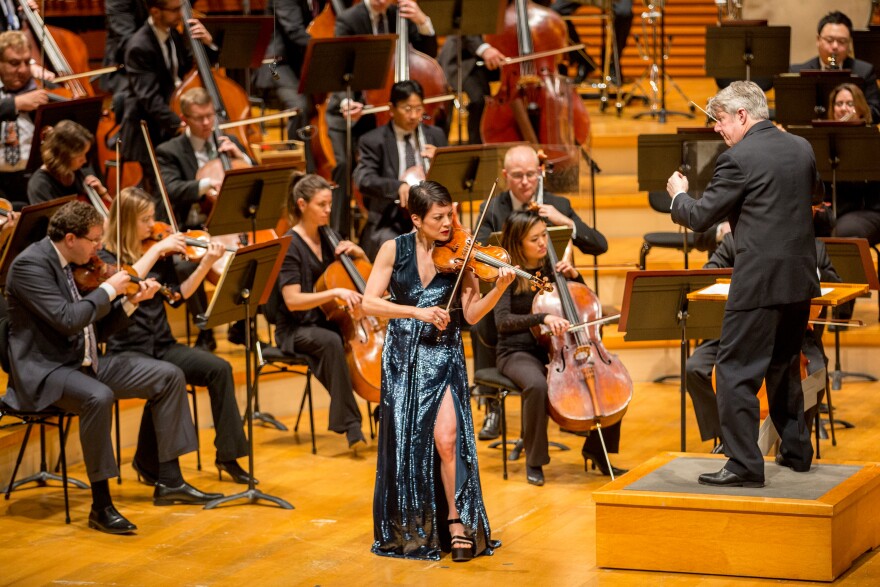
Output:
[314, 225, 386, 403]
[483, 0, 590, 169]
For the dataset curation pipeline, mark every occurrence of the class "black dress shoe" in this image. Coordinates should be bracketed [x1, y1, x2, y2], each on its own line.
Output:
[347, 426, 367, 449]
[195, 329, 217, 352]
[526, 465, 544, 486]
[131, 459, 157, 486]
[88, 504, 137, 534]
[153, 482, 224, 506]
[583, 450, 628, 477]
[775, 453, 811, 472]
[698, 468, 764, 488]
[227, 320, 246, 346]
[478, 405, 501, 441]
[216, 459, 259, 485]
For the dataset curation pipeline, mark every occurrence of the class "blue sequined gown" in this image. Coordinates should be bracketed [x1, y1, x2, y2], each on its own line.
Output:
[372, 233, 499, 560]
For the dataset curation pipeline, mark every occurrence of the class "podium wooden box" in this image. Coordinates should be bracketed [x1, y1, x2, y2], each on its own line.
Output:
[593, 452, 880, 581]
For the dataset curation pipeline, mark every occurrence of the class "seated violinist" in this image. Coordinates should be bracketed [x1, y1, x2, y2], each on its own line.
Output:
[494, 211, 625, 486]
[0, 30, 51, 208]
[353, 80, 447, 260]
[27, 120, 109, 206]
[276, 172, 366, 449]
[156, 87, 251, 231]
[99, 187, 252, 484]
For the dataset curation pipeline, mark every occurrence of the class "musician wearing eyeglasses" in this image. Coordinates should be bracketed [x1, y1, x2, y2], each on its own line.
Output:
[789, 10, 880, 124]
[353, 80, 447, 260]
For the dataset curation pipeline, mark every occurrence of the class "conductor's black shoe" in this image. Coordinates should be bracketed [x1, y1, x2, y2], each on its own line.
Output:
[698, 468, 764, 488]
[153, 482, 224, 506]
[88, 505, 137, 534]
[195, 329, 217, 352]
[216, 459, 259, 485]
[775, 453, 811, 472]
[526, 465, 544, 486]
[710, 442, 725, 455]
[478, 404, 501, 441]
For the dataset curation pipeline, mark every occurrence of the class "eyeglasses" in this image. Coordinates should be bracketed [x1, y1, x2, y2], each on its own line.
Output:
[820, 35, 850, 46]
[395, 105, 424, 115]
[78, 235, 103, 246]
[508, 171, 539, 181]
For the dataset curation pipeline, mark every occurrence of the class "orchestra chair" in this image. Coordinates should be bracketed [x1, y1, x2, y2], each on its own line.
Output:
[0, 318, 87, 524]
[254, 341, 316, 454]
[639, 191, 696, 270]
[470, 367, 521, 480]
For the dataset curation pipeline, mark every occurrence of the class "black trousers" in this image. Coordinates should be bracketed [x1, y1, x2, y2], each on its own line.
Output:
[131, 344, 248, 468]
[279, 324, 363, 434]
[685, 339, 723, 442]
[716, 302, 813, 479]
[328, 114, 375, 238]
[52, 353, 197, 483]
[498, 350, 621, 467]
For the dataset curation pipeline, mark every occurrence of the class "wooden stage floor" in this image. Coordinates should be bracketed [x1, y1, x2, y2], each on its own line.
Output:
[2, 372, 879, 586]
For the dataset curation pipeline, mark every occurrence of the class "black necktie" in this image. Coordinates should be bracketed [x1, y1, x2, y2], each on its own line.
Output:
[63, 264, 99, 373]
[165, 36, 178, 81]
[403, 134, 416, 169]
[376, 14, 387, 35]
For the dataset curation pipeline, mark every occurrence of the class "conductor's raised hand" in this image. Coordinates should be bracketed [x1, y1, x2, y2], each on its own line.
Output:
[667, 171, 688, 199]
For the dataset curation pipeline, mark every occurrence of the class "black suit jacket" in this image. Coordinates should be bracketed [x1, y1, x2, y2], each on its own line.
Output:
[353, 121, 447, 216]
[789, 56, 880, 124]
[156, 133, 248, 228]
[475, 190, 608, 256]
[4, 238, 131, 411]
[671, 120, 821, 310]
[437, 35, 484, 89]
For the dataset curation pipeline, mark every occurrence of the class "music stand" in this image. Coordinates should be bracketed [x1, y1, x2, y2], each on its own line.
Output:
[300, 35, 396, 237]
[426, 143, 515, 230]
[819, 237, 879, 392]
[419, 0, 505, 144]
[774, 72, 861, 127]
[206, 163, 296, 243]
[26, 96, 104, 172]
[852, 28, 880, 74]
[201, 17, 273, 69]
[200, 237, 294, 511]
[0, 196, 76, 290]
[618, 269, 732, 450]
[705, 24, 790, 82]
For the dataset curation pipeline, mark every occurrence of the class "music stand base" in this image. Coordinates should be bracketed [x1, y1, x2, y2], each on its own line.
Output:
[8, 471, 89, 492]
[204, 488, 293, 510]
[830, 370, 877, 391]
[653, 373, 680, 384]
[254, 411, 288, 431]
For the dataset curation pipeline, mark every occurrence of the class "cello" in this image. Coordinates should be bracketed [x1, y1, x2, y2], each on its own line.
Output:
[315, 225, 386, 403]
[482, 0, 590, 170]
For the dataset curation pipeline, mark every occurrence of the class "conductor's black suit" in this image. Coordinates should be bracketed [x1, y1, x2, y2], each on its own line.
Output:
[671, 119, 821, 480]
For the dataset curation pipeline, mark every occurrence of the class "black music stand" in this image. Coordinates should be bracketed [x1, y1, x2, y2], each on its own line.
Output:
[774, 72, 861, 127]
[618, 269, 731, 451]
[426, 143, 514, 230]
[853, 27, 880, 73]
[300, 35, 396, 238]
[705, 24, 790, 83]
[419, 0, 505, 144]
[206, 163, 295, 243]
[201, 17, 273, 69]
[26, 96, 104, 172]
[200, 237, 294, 511]
[0, 196, 76, 289]
[787, 126, 880, 219]
[819, 237, 879, 394]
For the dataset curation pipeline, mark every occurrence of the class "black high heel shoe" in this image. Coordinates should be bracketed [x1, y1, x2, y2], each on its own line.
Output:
[216, 460, 259, 485]
[583, 450, 628, 477]
[131, 459, 157, 486]
[447, 518, 476, 562]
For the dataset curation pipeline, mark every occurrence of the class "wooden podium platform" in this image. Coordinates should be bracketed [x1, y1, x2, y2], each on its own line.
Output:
[593, 452, 880, 581]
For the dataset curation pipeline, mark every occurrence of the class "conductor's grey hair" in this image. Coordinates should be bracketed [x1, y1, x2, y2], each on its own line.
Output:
[707, 81, 769, 121]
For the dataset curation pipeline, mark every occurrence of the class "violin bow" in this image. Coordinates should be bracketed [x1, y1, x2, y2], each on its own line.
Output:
[139, 121, 180, 234]
[441, 180, 498, 317]
[115, 138, 121, 270]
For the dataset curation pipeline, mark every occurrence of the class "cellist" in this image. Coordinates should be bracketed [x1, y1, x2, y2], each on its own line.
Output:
[495, 210, 625, 486]
[120, 0, 216, 197]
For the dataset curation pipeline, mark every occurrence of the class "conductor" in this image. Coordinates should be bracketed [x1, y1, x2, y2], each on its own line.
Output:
[666, 81, 821, 488]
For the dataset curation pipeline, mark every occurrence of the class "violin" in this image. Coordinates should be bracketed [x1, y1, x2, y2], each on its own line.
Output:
[72, 256, 179, 302]
[314, 225, 386, 403]
[432, 207, 553, 293]
[143, 221, 236, 261]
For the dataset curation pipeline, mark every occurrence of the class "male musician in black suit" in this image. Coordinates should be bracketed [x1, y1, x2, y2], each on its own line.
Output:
[4, 201, 221, 533]
[685, 226, 840, 450]
[120, 0, 216, 199]
[101, 0, 149, 93]
[473, 144, 608, 439]
[328, 0, 439, 235]
[156, 87, 250, 349]
[437, 35, 506, 144]
[667, 81, 821, 487]
[0, 30, 49, 208]
[353, 80, 446, 259]
[789, 11, 880, 124]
